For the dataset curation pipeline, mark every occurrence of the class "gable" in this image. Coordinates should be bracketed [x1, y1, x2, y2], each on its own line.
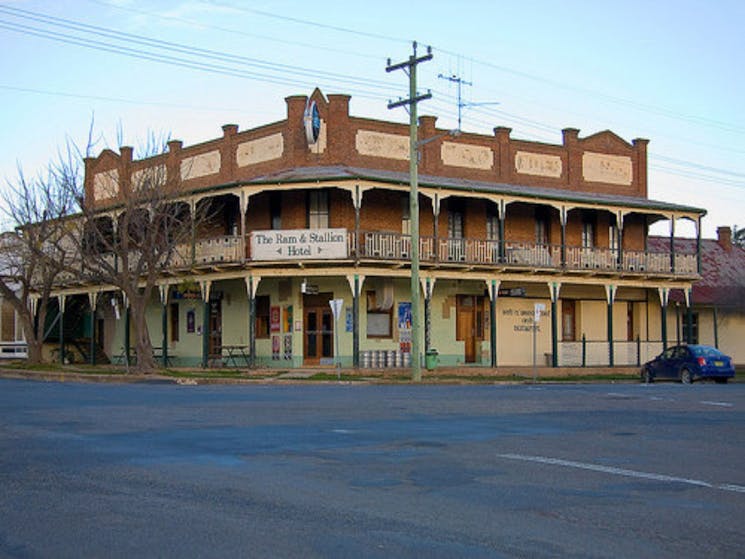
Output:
[579, 130, 633, 152]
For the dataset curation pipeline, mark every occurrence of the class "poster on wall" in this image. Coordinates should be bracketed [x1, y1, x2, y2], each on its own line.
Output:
[397, 302, 412, 330]
[283, 306, 293, 333]
[270, 306, 281, 333]
[345, 308, 353, 332]
[283, 334, 292, 360]
[186, 309, 195, 333]
[272, 335, 280, 360]
[398, 302, 412, 354]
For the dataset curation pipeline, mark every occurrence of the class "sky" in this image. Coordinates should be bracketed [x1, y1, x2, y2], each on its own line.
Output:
[0, 0, 743, 239]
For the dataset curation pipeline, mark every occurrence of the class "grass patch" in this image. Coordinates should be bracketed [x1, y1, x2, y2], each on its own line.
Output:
[1, 361, 129, 375]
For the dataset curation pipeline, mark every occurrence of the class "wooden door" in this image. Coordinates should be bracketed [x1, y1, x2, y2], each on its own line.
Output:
[303, 293, 333, 364]
[208, 299, 222, 357]
[562, 300, 576, 341]
[457, 295, 484, 363]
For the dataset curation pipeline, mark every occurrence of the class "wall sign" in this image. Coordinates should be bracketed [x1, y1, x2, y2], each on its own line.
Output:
[251, 228, 348, 260]
[270, 306, 281, 333]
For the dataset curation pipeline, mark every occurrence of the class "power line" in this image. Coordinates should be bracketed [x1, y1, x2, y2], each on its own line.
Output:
[85, 0, 384, 62]
[208, 0, 411, 45]
[0, 83, 255, 114]
[140, 1, 745, 136]
[0, 5, 394, 92]
[2, 3, 742, 190]
[0, 19, 394, 104]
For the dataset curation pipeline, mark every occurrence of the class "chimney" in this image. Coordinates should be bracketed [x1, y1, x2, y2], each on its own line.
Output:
[717, 226, 732, 252]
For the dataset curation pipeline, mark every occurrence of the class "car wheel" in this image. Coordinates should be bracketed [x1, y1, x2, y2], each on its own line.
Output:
[680, 367, 693, 385]
[642, 367, 653, 384]
[715, 378, 728, 384]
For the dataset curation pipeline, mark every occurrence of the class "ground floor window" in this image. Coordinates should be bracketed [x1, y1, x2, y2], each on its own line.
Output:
[682, 311, 699, 344]
[256, 295, 270, 338]
[170, 302, 179, 342]
[366, 291, 392, 338]
[562, 299, 576, 341]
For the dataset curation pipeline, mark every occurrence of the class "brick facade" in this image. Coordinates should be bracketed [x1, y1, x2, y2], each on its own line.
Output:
[84, 89, 649, 210]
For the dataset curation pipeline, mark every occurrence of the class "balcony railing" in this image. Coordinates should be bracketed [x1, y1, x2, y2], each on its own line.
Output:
[355, 231, 696, 275]
[88, 230, 698, 277]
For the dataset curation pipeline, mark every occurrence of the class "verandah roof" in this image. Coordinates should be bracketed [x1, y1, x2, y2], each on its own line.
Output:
[243, 165, 706, 217]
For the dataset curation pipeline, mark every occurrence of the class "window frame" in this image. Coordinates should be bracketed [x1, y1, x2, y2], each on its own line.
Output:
[169, 302, 180, 343]
[307, 190, 329, 229]
[365, 290, 392, 339]
[255, 295, 271, 339]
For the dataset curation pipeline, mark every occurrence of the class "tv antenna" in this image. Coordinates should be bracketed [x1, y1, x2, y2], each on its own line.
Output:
[438, 73, 500, 131]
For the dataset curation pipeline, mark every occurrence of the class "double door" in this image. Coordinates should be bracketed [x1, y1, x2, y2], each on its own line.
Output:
[303, 294, 333, 364]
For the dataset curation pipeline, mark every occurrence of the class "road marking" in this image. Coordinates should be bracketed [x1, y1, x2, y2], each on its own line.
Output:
[497, 453, 744, 494]
[719, 484, 745, 493]
[700, 401, 733, 407]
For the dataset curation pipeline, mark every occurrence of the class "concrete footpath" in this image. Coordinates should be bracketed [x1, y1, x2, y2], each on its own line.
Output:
[0, 362, 642, 385]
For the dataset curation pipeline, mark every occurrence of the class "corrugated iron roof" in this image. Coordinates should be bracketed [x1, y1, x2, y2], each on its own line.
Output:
[247, 165, 706, 215]
[649, 235, 745, 308]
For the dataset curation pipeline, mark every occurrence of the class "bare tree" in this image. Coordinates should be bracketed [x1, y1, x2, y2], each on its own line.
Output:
[54, 133, 204, 373]
[733, 225, 745, 249]
[0, 160, 77, 364]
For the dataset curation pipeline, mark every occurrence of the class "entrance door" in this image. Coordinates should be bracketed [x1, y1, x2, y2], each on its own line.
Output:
[456, 295, 484, 363]
[562, 300, 576, 341]
[208, 299, 222, 358]
[303, 293, 333, 364]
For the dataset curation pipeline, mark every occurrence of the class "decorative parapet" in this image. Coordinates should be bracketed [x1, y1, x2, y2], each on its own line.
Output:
[237, 133, 284, 167]
[180, 150, 221, 181]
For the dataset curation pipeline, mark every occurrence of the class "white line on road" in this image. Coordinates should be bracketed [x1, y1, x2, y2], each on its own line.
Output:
[497, 453, 744, 494]
[700, 401, 733, 407]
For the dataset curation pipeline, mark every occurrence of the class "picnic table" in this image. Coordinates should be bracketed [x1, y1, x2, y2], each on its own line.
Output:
[221, 345, 250, 368]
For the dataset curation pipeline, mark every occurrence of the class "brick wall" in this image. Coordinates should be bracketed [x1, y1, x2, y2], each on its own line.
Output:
[84, 89, 650, 211]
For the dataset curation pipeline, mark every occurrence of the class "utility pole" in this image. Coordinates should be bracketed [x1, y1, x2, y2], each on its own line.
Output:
[387, 41, 432, 382]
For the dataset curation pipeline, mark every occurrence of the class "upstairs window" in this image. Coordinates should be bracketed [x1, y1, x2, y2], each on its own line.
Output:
[308, 190, 329, 229]
[609, 224, 620, 253]
[401, 195, 411, 235]
[582, 219, 595, 248]
[535, 209, 549, 246]
[447, 201, 464, 239]
[270, 192, 282, 230]
[486, 210, 500, 241]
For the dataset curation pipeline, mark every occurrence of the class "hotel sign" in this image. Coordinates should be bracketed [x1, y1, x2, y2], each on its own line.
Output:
[251, 228, 348, 260]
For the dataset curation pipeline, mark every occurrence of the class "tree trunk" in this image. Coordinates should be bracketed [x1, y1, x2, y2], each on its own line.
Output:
[26, 339, 43, 364]
[130, 296, 156, 373]
[19, 309, 43, 364]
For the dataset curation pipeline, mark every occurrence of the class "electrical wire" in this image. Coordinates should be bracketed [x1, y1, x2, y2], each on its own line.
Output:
[0, 5, 394, 92]
[1, 3, 742, 190]
[85, 0, 385, 62]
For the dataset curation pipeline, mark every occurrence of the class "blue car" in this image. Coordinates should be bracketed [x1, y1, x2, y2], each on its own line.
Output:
[641, 344, 735, 384]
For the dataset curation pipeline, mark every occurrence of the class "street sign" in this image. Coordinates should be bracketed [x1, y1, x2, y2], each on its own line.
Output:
[329, 299, 344, 321]
[329, 298, 344, 375]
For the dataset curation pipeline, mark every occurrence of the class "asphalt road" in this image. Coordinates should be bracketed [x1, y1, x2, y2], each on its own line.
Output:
[1, 379, 744, 558]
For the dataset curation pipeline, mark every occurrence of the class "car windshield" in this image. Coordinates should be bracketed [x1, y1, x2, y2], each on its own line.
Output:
[690, 346, 723, 358]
